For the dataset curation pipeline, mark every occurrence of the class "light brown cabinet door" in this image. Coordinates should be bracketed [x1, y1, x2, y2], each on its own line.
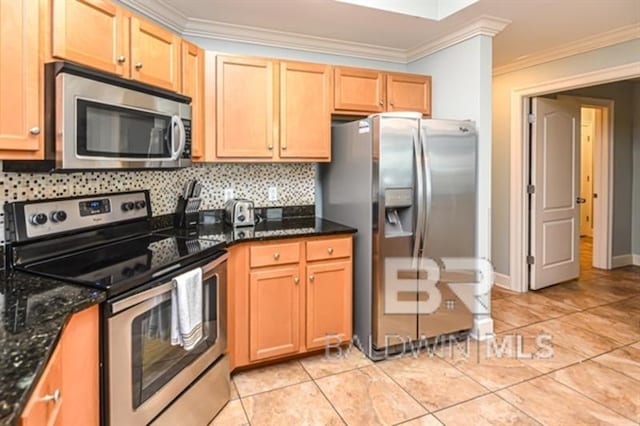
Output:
[333, 67, 385, 113]
[280, 61, 331, 160]
[0, 0, 42, 159]
[306, 260, 352, 350]
[60, 306, 99, 426]
[216, 55, 276, 159]
[249, 266, 301, 361]
[51, 0, 128, 77]
[181, 41, 204, 159]
[130, 16, 180, 91]
[386, 73, 432, 116]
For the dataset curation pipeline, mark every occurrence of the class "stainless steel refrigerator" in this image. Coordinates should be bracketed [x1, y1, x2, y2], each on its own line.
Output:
[320, 112, 477, 358]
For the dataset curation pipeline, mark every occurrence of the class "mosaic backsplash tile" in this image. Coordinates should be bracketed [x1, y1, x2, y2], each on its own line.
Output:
[0, 163, 315, 243]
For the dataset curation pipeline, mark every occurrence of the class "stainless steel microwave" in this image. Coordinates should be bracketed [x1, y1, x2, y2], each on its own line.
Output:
[4, 62, 192, 172]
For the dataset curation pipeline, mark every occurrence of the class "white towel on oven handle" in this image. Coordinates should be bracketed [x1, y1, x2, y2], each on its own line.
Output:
[170, 267, 204, 351]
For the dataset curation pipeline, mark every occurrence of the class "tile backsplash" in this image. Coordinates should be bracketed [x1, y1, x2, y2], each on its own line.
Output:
[0, 163, 315, 243]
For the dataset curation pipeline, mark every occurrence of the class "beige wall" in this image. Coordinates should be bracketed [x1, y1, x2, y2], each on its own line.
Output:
[491, 39, 640, 276]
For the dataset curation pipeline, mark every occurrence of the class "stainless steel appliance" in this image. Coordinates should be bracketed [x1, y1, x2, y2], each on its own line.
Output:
[224, 199, 255, 227]
[4, 191, 229, 425]
[4, 62, 192, 172]
[320, 113, 477, 358]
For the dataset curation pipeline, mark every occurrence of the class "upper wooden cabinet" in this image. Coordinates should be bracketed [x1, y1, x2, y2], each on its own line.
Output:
[181, 41, 205, 159]
[279, 61, 332, 160]
[50, 0, 181, 91]
[215, 55, 276, 159]
[386, 73, 432, 116]
[51, 0, 128, 78]
[333, 66, 432, 116]
[130, 16, 180, 91]
[210, 55, 332, 162]
[0, 0, 43, 159]
[334, 67, 385, 113]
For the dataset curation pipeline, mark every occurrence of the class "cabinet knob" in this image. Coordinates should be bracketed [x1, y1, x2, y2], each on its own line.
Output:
[282, 145, 287, 150]
[379, 100, 384, 106]
[117, 55, 126, 63]
[268, 145, 273, 150]
[309, 275, 315, 282]
[273, 253, 280, 260]
[29, 126, 41, 135]
[390, 102, 395, 107]
[41, 389, 61, 404]
[135, 62, 143, 70]
[294, 277, 299, 284]
[327, 247, 334, 254]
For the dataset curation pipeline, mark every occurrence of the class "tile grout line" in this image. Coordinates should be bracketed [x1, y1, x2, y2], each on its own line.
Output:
[309, 378, 349, 426]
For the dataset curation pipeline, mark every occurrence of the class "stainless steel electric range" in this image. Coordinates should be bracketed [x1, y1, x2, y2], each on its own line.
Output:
[4, 191, 230, 425]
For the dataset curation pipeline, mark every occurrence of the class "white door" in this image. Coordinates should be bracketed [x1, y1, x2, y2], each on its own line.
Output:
[530, 97, 581, 290]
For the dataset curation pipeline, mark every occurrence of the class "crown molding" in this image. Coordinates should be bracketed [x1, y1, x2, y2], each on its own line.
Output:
[183, 19, 408, 63]
[493, 23, 640, 76]
[117, 1, 509, 64]
[406, 15, 511, 62]
[117, 0, 188, 33]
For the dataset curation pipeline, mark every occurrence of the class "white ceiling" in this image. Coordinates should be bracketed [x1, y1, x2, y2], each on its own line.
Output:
[129, 0, 640, 69]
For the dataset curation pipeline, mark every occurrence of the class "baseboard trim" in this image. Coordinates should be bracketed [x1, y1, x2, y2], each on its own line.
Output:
[634, 254, 640, 266]
[493, 272, 511, 290]
[612, 254, 634, 268]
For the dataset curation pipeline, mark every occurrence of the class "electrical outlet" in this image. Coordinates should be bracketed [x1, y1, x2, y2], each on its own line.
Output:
[268, 186, 278, 202]
[223, 188, 234, 202]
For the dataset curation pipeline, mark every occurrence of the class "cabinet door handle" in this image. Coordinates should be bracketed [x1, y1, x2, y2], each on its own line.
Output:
[309, 275, 315, 282]
[29, 126, 41, 135]
[327, 247, 334, 254]
[135, 62, 143, 70]
[294, 277, 299, 284]
[117, 55, 126, 63]
[379, 100, 384, 106]
[41, 389, 61, 404]
[273, 253, 280, 260]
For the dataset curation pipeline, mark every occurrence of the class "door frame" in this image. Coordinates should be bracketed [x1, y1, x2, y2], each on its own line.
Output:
[508, 62, 640, 293]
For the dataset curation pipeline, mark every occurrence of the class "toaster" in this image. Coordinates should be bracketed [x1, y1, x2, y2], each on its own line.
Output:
[224, 199, 255, 227]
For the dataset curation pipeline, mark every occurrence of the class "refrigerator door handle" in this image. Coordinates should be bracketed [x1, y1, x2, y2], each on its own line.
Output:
[420, 127, 433, 249]
[413, 129, 425, 263]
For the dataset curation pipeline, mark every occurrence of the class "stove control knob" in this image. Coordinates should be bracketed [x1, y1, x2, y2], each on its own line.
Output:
[135, 200, 146, 210]
[30, 213, 48, 226]
[50, 211, 67, 223]
[237, 214, 246, 222]
[121, 201, 135, 212]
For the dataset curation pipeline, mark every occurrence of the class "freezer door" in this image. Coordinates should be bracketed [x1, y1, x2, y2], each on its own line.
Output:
[418, 119, 477, 339]
[372, 114, 421, 349]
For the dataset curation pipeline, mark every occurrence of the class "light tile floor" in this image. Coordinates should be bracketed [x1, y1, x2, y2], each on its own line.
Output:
[212, 238, 640, 425]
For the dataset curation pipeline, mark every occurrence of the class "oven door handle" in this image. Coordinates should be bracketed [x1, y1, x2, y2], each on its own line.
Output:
[110, 253, 228, 315]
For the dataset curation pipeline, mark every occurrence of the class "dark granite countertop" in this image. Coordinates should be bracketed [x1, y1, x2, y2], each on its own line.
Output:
[153, 216, 357, 245]
[0, 272, 105, 426]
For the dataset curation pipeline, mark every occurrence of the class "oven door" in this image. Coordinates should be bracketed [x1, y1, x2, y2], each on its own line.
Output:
[57, 70, 192, 170]
[107, 254, 227, 426]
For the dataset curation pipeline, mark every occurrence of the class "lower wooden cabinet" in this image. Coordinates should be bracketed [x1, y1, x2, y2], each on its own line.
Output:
[249, 266, 301, 361]
[229, 235, 353, 369]
[306, 260, 352, 350]
[20, 305, 99, 426]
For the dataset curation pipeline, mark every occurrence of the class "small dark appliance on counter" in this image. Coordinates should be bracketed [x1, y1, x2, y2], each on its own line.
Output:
[175, 179, 202, 228]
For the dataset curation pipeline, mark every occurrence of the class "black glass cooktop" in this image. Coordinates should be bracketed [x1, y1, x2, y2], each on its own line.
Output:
[16, 234, 225, 296]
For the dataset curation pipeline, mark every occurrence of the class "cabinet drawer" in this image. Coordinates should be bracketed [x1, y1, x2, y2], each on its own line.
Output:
[250, 242, 300, 268]
[306, 237, 351, 262]
[21, 345, 63, 426]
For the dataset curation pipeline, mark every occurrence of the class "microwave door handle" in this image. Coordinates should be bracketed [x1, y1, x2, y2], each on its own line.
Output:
[171, 115, 186, 160]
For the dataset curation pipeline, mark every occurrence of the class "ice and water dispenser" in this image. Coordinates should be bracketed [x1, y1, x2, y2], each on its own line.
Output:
[384, 188, 414, 237]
